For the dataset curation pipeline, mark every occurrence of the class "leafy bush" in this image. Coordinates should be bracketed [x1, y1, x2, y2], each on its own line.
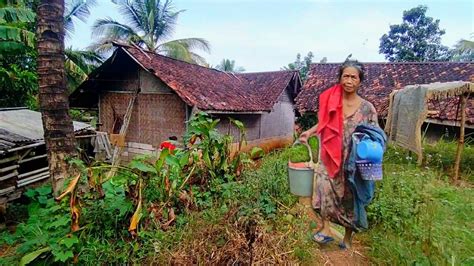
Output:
[296, 112, 317, 131]
[0, 186, 78, 264]
[0, 112, 257, 264]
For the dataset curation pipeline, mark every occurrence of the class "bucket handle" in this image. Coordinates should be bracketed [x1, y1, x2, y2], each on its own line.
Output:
[292, 139, 314, 164]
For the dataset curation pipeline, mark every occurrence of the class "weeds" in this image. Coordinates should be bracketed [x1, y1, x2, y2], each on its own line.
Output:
[363, 144, 474, 265]
[0, 113, 315, 264]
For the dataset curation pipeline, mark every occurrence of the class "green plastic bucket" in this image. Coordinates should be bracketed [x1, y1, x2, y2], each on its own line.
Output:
[288, 141, 315, 197]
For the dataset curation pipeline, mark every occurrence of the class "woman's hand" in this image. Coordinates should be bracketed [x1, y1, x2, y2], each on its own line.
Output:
[299, 131, 310, 143]
[298, 124, 318, 144]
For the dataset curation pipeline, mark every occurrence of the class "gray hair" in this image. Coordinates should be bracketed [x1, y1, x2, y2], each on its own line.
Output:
[338, 59, 365, 82]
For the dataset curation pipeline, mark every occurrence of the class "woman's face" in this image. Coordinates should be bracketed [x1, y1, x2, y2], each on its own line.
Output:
[340, 67, 361, 94]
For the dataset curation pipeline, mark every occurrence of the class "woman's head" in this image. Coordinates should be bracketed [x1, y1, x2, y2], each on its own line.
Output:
[338, 60, 365, 94]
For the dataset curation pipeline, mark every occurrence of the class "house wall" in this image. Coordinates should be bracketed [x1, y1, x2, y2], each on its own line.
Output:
[213, 88, 296, 142]
[99, 91, 186, 161]
[103, 69, 139, 92]
[214, 114, 262, 142]
[421, 122, 474, 143]
[139, 70, 173, 93]
[260, 89, 295, 138]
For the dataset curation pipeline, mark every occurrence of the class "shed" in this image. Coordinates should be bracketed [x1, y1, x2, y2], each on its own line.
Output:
[385, 81, 473, 179]
[0, 108, 94, 204]
[70, 44, 302, 161]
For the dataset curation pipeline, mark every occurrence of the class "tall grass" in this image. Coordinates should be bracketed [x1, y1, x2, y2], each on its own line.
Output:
[364, 143, 474, 265]
[384, 139, 474, 181]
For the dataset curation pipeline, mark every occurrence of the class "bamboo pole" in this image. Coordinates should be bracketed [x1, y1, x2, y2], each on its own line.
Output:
[0, 165, 19, 174]
[0, 155, 18, 164]
[19, 154, 48, 164]
[453, 94, 467, 181]
[107, 91, 138, 178]
[18, 167, 49, 179]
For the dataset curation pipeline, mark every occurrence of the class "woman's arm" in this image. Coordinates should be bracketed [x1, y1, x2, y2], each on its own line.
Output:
[298, 124, 318, 143]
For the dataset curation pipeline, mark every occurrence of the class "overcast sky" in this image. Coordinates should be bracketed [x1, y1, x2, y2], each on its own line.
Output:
[67, 0, 473, 72]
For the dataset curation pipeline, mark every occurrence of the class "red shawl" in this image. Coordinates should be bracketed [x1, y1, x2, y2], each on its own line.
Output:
[317, 84, 343, 178]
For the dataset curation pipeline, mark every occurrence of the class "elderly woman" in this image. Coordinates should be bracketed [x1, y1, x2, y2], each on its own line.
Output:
[299, 60, 379, 249]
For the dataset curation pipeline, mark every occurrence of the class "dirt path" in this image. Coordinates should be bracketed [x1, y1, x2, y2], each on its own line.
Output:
[299, 197, 370, 266]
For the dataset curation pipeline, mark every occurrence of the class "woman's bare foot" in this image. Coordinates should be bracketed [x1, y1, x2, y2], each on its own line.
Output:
[341, 228, 354, 249]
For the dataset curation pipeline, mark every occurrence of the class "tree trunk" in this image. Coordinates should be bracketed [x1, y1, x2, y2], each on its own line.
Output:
[37, 0, 77, 195]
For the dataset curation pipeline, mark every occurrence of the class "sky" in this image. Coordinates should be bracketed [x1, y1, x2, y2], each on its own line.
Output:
[67, 0, 474, 72]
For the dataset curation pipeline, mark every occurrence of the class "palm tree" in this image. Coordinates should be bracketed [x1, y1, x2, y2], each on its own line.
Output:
[64, 0, 103, 90]
[0, 0, 35, 53]
[91, 0, 210, 65]
[65, 46, 103, 88]
[215, 59, 245, 73]
[37, 0, 77, 195]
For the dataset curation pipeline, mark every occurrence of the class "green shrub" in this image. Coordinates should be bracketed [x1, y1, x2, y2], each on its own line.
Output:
[296, 112, 317, 131]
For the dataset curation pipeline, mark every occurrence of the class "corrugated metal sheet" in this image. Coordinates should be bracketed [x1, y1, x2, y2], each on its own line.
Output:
[0, 109, 92, 142]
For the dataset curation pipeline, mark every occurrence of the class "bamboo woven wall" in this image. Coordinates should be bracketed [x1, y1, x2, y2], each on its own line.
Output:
[99, 92, 186, 146]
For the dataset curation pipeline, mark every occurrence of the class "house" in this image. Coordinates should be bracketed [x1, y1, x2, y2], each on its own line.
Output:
[0, 108, 94, 205]
[70, 43, 302, 160]
[295, 62, 474, 132]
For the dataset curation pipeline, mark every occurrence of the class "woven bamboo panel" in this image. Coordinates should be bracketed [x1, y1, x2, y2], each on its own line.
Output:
[137, 94, 186, 146]
[100, 92, 140, 143]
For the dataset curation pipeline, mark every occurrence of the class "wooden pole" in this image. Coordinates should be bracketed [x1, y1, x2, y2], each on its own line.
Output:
[107, 92, 138, 178]
[453, 94, 467, 181]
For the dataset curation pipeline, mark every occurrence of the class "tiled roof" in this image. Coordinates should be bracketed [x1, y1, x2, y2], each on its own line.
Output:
[121, 46, 299, 112]
[295, 62, 474, 124]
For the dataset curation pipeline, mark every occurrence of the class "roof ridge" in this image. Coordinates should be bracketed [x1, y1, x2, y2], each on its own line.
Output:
[311, 61, 473, 65]
[237, 70, 297, 75]
[123, 45, 224, 73]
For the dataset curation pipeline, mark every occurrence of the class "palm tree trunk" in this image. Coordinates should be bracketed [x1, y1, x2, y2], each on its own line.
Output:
[37, 0, 77, 195]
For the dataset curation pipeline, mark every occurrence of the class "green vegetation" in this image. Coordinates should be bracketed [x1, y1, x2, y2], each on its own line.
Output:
[91, 0, 210, 65]
[215, 58, 245, 73]
[0, 113, 317, 264]
[384, 139, 474, 182]
[1, 132, 472, 264]
[379, 5, 451, 62]
[363, 142, 474, 265]
[0, 0, 37, 108]
[289, 136, 319, 163]
[0, 0, 102, 108]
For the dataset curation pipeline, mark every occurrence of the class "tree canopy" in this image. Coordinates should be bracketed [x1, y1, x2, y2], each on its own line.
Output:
[450, 39, 474, 62]
[91, 0, 210, 65]
[283, 52, 314, 81]
[215, 59, 245, 73]
[0, 0, 102, 108]
[379, 5, 451, 62]
[64, 0, 103, 91]
[0, 0, 37, 108]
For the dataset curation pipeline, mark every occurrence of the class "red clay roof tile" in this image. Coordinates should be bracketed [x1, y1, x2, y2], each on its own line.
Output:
[122, 46, 299, 112]
[296, 62, 474, 124]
